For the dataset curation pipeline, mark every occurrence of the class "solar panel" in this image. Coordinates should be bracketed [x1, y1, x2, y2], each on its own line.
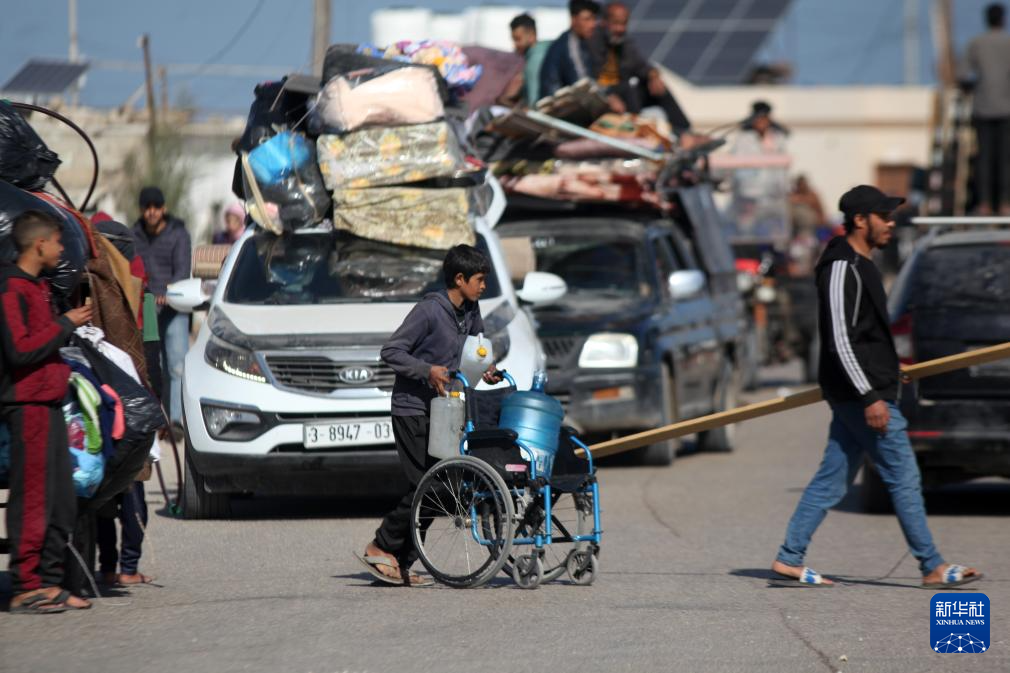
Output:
[625, 0, 792, 85]
[2, 60, 89, 95]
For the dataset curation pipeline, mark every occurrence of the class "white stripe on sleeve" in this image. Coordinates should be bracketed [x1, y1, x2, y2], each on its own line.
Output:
[829, 260, 872, 394]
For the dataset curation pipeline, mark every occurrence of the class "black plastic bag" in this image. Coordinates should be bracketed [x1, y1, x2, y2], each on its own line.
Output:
[0, 180, 88, 300]
[241, 132, 331, 230]
[0, 101, 61, 190]
[235, 79, 312, 154]
[231, 78, 312, 201]
[74, 338, 164, 439]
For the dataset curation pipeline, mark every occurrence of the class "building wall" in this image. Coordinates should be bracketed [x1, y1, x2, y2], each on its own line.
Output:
[665, 72, 934, 217]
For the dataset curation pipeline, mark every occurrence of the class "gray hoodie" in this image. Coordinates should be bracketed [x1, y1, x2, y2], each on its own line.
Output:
[381, 290, 484, 416]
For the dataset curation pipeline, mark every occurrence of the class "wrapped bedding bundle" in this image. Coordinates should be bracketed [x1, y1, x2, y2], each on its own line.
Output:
[317, 121, 472, 190]
[315, 66, 444, 133]
[330, 186, 479, 250]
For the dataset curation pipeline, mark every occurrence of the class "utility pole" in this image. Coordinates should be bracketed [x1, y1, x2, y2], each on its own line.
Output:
[904, 0, 920, 85]
[140, 34, 158, 165]
[159, 65, 169, 119]
[68, 0, 80, 105]
[311, 0, 331, 77]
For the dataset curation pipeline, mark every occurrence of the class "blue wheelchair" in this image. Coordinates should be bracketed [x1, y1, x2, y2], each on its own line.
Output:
[409, 372, 602, 589]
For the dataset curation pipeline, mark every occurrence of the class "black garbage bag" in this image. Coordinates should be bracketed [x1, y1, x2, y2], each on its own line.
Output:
[231, 78, 312, 201]
[0, 101, 61, 190]
[0, 180, 88, 301]
[241, 131, 331, 230]
[74, 338, 164, 440]
[231, 79, 332, 228]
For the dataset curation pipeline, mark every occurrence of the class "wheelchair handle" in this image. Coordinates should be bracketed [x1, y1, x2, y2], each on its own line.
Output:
[451, 369, 513, 390]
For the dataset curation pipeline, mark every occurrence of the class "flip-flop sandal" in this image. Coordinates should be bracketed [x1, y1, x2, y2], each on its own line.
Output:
[922, 564, 983, 589]
[9, 591, 69, 615]
[353, 553, 434, 587]
[52, 589, 92, 610]
[118, 574, 156, 586]
[770, 566, 835, 588]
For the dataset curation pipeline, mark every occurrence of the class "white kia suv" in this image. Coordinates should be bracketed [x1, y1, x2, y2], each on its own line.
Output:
[170, 190, 563, 518]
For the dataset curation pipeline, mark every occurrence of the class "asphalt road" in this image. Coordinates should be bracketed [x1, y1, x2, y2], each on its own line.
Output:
[2, 363, 1008, 673]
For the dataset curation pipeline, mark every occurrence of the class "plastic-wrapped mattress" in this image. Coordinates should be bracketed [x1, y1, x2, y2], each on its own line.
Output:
[317, 121, 472, 190]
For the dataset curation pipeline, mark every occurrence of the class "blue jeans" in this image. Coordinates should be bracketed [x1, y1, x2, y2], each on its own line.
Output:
[158, 309, 189, 424]
[777, 401, 944, 575]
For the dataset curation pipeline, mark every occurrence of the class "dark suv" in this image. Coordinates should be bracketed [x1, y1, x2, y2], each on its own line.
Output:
[862, 227, 1010, 509]
[497, 184, 747, 465]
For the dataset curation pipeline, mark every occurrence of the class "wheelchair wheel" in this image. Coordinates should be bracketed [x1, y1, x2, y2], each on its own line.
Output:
[507, 491, 594, 583]
[411, 456, 515, 588]
[566, 549, 598, 585]
[512, 553, 543, 589]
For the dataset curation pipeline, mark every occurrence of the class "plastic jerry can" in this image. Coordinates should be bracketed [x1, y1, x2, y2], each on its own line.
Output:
[429, 391, 465, 461]
[498, 381, 564, 476]
[459, 333, 494, 386]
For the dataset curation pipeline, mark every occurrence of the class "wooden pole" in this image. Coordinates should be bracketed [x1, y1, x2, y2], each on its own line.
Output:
[140, 33, 157, 169]
[582, 341, 1010, 459]
[311, 0, 331, 78]
[158, 65, 169, 119]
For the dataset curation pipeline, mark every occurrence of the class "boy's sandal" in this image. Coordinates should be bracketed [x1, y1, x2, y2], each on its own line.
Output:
[772, 566, 834, 587]
[353, 553, 433, 587]
[9, 591, 68, 615]
[922, 564, 983, 589]
[52, 589, 92, 610]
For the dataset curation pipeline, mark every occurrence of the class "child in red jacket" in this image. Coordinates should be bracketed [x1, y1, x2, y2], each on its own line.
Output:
[1, 210, 93, 614]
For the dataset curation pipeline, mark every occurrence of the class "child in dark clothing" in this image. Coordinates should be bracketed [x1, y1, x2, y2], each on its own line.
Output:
[1, 210, 93, 613]
[357, 245, 501, 585]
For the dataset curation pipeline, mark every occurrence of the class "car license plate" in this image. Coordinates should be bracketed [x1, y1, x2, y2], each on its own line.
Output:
[303, 418, 393, 449]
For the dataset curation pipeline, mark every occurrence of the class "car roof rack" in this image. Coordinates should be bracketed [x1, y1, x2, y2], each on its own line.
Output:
[909, 216, 1010, 247]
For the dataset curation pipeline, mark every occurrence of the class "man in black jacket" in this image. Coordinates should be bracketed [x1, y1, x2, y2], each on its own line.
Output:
[771, 185, 982, 588]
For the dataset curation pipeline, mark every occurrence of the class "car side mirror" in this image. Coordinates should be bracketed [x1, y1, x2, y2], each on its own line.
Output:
[668, 269, 706, 300]
[516, 271, 567, 305]
[166, 277, 214, 313]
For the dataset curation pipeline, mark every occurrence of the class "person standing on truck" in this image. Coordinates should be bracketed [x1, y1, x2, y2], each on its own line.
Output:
[1, 211, 94, 614]
[356, 245, 501, 586]
[771, 185, 983, 589]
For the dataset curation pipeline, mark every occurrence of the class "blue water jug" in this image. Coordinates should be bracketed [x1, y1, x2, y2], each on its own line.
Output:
[498, 383, 564, 476]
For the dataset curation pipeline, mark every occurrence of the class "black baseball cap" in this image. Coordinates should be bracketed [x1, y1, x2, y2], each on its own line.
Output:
[838, 185, 904, 216]
[139, 186, 165, 209]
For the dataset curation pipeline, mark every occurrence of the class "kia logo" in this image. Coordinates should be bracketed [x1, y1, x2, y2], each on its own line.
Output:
[338, 366, 374, 384]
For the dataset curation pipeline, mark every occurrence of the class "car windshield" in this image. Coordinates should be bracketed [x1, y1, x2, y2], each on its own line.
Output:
[908, 244, 1010, 310]
[501, 229, 650, 298]
[225, 230, 501, 305]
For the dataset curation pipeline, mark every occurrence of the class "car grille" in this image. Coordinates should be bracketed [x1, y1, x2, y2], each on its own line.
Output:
[263, 355, 396, 394]
[541, 336, 581, 366]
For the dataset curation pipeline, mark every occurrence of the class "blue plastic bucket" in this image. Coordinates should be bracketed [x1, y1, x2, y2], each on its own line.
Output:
[498, 391, 564, 475]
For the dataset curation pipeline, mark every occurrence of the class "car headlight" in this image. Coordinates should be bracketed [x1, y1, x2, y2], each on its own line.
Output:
[204, 336, 268, 383]
[578, 333, 639, 368]
[202, 404, 266, 441]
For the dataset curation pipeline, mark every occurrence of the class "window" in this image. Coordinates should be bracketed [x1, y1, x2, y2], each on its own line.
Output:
[225, 231, 501, 305]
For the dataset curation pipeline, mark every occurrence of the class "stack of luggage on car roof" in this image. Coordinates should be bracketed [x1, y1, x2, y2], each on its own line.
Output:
[233, 41, 496, 251]
[0, 101, 163, 592]
[231, 40, 681, 248]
